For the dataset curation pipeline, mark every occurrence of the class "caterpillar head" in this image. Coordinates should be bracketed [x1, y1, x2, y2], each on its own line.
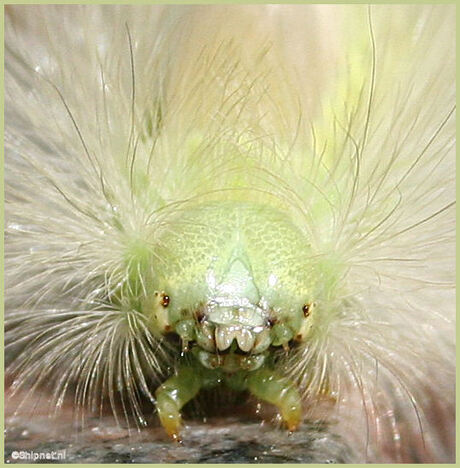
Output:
[142, 200, 322, 372]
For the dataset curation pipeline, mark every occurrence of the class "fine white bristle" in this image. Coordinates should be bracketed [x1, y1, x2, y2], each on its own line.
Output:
[5, 4, 455, 462]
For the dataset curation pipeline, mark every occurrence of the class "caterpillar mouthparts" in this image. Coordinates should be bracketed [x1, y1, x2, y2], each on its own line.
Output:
[5, 4, 455, 463]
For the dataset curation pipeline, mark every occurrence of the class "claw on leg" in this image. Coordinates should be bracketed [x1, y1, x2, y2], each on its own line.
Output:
[247, 368, 302, 431]
[155, 392, 184, 442]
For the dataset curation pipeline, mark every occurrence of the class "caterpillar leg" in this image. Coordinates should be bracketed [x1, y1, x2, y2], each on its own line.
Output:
[155, 365, 221, 441]
[246, 368, 302, 432]
[155, 366, 201, 441]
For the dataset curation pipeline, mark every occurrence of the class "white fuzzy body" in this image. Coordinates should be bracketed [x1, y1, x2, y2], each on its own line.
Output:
[5, 5, 455, 463]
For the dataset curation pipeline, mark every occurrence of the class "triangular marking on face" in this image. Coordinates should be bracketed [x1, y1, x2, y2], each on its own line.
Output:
[216, 244, 260, 304]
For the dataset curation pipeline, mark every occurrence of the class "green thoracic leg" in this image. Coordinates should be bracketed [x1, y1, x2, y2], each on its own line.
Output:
[246, 367, 302, 431]
[155, 364, 221, 441]
[155, 363, 302, 440]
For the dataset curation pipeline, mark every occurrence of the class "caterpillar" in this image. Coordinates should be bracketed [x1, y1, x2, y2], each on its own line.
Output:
[4, 4, 455, 463]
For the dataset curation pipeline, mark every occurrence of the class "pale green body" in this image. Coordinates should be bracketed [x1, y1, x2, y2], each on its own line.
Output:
[143, 200, 323, 439]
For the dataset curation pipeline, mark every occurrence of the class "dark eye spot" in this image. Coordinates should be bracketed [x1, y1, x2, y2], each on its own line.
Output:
[196, 311, 206, 323]
[302, 304, 311, 318]
[267, 318, 277, 327]
[161, 294, 170, 307]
